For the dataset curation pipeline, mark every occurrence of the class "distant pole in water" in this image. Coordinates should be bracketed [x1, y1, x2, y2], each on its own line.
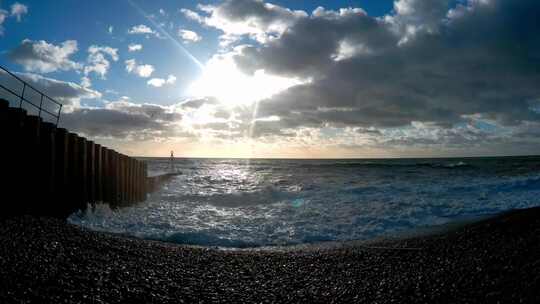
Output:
[170, 150, 175, 173]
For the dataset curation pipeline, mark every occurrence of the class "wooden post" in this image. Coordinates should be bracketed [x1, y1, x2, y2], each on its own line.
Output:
[120, 154, 127, 206]
[102, 147, 110, 204]
[117, 154, 123, 205]
[40, 122, 56, 215]
[115, 152, 122, 206]
[55, 128, 69, 217]
[86, 141, 95, 205]
[77, 136, 88, 211]
[109, 150, 118, 207]
[23, 115, 41, 214]
[137, 161, 142, 202]
[67, 133, 79, 215]
[129, 158, 135, 203]
[95, 144, 102, 203]
[126, 157, 131, 204]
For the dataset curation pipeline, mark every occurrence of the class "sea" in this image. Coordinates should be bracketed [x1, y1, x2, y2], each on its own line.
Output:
[68, 156, 540, 248]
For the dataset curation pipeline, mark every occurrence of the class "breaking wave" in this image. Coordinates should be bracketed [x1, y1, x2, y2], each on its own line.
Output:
[69, 157, 540, 247]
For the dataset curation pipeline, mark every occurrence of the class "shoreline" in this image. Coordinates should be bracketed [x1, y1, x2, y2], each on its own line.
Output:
[1, 207, 540, 302]
[70, 209, 497, 252]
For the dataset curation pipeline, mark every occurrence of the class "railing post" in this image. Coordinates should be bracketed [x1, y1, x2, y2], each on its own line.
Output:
[38, 94, 44, 117]
[56, 104, 62, 126]
[19, 83, 26, 108]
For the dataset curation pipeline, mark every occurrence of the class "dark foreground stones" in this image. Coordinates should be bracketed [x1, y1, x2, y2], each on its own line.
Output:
[1, 207, 540, 303]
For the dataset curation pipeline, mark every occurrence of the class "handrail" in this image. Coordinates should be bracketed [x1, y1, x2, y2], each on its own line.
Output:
[0, 65, 63, 125]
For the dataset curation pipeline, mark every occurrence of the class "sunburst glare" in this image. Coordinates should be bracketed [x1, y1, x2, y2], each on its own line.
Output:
[188, 54, 302, 107]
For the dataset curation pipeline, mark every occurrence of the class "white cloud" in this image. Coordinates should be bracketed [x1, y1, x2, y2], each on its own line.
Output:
[180, 8, 203, 23]
[83, 45, 119, 79]
[159, 8, 166, 16]
[0, 10, 8, 35]
[108, 25, 113, 34]
[385, 0, 451, 44]
[10, 2, 28, 22]
[166, 74, 176, 84]
[187, 1, 307, 44]
[8, 39, 81, 73]
[147, 78, 166, 87]
[128, 43, 143, 52]
[178, 29, 202, 43]
[128, 24, 157, 36]
[80, 76, 92, 88]
[147, 74, 176, 87]
[125, 59, 154, 78]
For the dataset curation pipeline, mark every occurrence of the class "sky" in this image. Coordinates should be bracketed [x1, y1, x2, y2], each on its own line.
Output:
[1, 0, 540, 158]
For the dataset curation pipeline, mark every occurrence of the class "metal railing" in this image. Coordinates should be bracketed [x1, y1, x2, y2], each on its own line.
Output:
[0, 65, 63, 125]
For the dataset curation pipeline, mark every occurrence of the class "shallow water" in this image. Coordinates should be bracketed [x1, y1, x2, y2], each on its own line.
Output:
[69, 156, 540, 247]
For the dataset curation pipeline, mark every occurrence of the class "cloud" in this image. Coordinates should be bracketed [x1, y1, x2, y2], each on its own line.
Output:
[186, 0, 307, 45]
[125, 59, 154, 78]
[127, 24, 159, 38]
[0, 70, 101, 112]
[226, 0, 540, 144]
[8, 39, 81, 73]
[80, 76, 92, 88]
[83, 45, 119, 79]
[181, 8, 203, 23]
[10, 2, 28, 22]
[0, 9, 7, 35]
[147, 75, 176, 87]
[180, 97, 219, 109]
[60, 100, 184, 140]
[128, 43, 143, 52]
[385, 0, 451, 44]
[178, 29, 202, 43]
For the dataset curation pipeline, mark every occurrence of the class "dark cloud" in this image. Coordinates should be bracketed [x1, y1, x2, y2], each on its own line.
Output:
[231, 0, 540, 134]
[60, 101, 184, 140]
[0, 70, 101, 110]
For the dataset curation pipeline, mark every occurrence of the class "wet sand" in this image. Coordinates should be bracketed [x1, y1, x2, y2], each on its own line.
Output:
[1, 207, 540, 303]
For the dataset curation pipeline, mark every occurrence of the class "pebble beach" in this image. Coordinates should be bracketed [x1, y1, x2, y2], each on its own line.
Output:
[1, 207, 540, 303]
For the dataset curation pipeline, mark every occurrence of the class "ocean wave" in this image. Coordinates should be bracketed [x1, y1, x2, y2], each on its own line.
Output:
[296, 161, 472, 170]
[68, 157, 540, 248]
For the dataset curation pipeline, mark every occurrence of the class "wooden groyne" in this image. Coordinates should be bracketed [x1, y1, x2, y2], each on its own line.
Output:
[0, 98, 176, 218]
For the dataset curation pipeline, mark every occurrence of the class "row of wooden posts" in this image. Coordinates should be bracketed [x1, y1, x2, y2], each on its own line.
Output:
[0, 98, 160, 218]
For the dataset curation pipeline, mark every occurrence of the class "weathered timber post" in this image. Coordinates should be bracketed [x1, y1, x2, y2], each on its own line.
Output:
[86, 141, 95, 205]
[77, 136, 88, 211]
[129, 158, 135, 203]
[67, 133, 80, 215]
[24, 115, 41, 214]
[55, 128, 69, 217]
[136, 161, 142, 202]
[95, 144, 103, 203]
[40, 122, 56, 214]
[109, 150, 118, 207]
[118, 154, 125, 205]
[102, 147, 110, 204]
[143, 162, 148, 199]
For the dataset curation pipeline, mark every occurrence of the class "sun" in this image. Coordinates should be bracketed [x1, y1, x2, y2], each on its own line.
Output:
[187, 54, 302, 107]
